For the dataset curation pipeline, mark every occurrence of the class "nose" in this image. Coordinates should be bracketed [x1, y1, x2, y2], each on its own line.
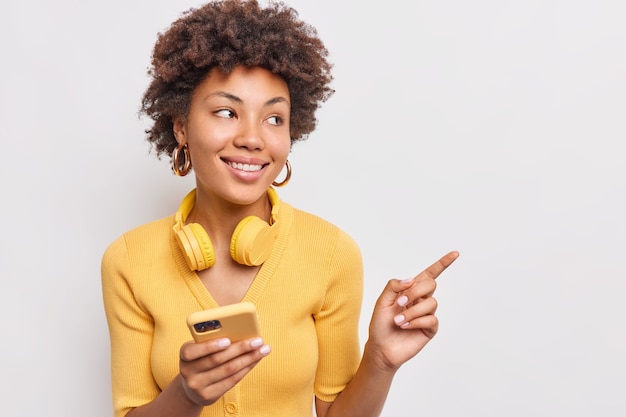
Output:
[233, 119, 264, 151]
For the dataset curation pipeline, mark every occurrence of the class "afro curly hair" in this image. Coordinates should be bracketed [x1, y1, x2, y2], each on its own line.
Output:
[140, 0, 334, 159]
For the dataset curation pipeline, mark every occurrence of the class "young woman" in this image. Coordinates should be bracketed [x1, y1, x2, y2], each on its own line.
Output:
[101, 1, 458, 416]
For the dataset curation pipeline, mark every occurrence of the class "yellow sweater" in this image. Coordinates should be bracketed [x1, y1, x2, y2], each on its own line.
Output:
[101, 198, 363, 417]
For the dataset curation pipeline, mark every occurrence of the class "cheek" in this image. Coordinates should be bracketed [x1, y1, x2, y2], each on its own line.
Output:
[186, 128, 227, 156]
[187, 140, 212, 162]
[272, 136, 292, 161]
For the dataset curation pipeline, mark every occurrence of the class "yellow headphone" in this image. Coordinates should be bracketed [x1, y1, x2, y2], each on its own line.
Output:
[173, 188, 281, 271]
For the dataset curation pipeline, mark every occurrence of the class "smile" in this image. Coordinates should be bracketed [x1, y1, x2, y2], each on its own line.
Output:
[226, 161, 265, 172]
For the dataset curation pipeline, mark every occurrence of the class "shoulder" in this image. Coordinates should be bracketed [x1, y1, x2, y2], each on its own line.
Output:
[285, 202, 362, 259]
[102, 215, 174, 262]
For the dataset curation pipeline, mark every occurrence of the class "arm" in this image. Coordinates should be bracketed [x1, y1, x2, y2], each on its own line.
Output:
[316, 251, 460, 417]
[101, 237, 163, 417]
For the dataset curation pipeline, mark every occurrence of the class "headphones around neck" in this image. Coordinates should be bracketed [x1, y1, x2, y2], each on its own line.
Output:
[173, 188, 281, 271]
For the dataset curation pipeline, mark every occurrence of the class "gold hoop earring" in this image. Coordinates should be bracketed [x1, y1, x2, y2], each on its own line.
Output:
[172, 143, 192, 176]
[272, 160, 292, 187]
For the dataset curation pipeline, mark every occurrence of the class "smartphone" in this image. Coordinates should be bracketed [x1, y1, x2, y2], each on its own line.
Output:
[186, 302, 261, 343]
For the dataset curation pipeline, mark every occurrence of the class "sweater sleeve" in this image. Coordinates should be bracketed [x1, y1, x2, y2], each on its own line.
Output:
[313, 228, 364, 402]
[101, 235, 160, 417]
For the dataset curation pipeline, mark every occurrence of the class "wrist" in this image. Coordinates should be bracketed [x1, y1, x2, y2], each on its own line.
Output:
[175, 374, 206, 409]
[362, 341, 401, 375]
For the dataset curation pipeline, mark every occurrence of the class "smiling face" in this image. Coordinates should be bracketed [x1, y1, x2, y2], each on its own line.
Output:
[174, 66, 291, 208]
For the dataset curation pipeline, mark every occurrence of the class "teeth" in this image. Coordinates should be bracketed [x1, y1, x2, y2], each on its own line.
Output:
[228, 161, 263, 172]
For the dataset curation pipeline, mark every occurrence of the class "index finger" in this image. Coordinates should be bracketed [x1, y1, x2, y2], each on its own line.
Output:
[417, 251, 459, 281]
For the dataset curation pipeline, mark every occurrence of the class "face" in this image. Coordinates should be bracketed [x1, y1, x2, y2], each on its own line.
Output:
[174, 66, 291, 207]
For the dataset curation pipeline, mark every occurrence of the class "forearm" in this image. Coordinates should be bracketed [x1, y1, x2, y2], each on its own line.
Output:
[126, 374, 204, 417]
[322, 342, 398, 417]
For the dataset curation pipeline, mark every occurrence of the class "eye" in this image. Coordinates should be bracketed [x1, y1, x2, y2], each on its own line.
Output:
[215, 109, 235, 119]
[267, 115, 284, 126]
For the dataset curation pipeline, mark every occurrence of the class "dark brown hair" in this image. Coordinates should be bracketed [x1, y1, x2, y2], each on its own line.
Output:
[140, 0, 334, 158]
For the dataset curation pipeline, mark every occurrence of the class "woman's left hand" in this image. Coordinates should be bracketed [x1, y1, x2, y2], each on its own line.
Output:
[365, 251, 459, 371]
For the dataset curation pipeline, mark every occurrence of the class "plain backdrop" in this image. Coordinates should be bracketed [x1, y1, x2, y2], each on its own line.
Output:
[1, 0, 625, 416]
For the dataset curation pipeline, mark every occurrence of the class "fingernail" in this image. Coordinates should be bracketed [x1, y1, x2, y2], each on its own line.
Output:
[401, 278, 413, 284]
[397, 295, 409, 307]
[217, 338, 231, 348]
[250, 337, 263, 348]
[394, 314, 405, 325]
[259, 345, 271, 355]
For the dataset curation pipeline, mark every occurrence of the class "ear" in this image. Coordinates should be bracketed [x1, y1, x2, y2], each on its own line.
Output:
[173, 116, 187, 144]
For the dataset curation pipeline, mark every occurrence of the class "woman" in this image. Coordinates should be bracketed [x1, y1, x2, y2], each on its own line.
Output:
[101, 1, 458, 416]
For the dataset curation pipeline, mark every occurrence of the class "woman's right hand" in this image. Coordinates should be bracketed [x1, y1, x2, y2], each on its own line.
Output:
[178, 337, 271, 406]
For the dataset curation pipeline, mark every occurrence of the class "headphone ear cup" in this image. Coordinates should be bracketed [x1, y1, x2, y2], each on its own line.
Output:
[230, 216, 277, 266]
[175, 223, 216, 271]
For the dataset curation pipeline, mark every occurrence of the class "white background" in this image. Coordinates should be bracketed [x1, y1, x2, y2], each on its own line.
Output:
[1, 0, 625, 416]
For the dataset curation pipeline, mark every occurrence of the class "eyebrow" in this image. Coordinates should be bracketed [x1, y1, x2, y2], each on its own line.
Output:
[207, 91, 290, 107]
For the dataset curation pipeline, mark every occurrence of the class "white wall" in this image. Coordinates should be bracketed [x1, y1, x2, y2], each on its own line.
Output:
[1, 1, 625, 416]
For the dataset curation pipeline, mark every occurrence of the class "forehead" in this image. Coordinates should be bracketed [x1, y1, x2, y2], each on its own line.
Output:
[194, 66, 290, 103]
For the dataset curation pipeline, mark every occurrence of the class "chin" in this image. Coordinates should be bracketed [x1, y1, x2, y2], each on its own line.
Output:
[226, 185, 272, 205]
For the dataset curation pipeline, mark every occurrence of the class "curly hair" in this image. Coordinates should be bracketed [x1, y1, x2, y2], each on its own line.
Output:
[140, 0, 334, 159]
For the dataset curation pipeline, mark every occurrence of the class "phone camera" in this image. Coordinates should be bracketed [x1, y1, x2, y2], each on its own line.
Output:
[194, 320, 222, 333]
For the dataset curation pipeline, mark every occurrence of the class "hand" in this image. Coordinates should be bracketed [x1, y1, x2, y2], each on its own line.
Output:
[178, 337, 271, 406]
[366, 251, 459, 371]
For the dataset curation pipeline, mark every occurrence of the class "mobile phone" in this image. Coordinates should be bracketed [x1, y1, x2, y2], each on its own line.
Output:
[186, 302, 261, 343]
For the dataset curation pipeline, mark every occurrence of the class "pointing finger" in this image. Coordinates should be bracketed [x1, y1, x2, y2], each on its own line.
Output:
[417, 251, 459, 281]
